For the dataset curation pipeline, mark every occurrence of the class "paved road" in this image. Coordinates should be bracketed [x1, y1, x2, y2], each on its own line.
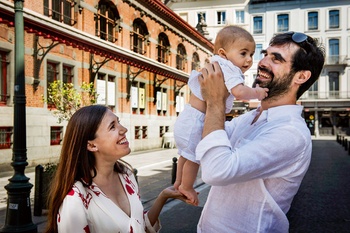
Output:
[2, 137, 350, 233]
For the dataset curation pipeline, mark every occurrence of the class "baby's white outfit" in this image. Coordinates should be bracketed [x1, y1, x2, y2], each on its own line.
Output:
[174, 56, 245, 163]
[188, 55, 244, 113]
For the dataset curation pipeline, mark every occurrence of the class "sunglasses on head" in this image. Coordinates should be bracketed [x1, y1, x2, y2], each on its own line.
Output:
[286, 31, 312, 54]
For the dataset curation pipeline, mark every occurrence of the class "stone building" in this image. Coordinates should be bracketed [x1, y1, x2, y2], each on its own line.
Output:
[0, 0, 213, 169]
[167, 0, 350, 137]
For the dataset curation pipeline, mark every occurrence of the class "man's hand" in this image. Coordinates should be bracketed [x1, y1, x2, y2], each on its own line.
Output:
[198, 62, 227, 138]
[198, 62, 228, 105]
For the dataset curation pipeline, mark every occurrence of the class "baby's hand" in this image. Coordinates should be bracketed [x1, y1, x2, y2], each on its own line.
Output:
[255, 84, 269, 101]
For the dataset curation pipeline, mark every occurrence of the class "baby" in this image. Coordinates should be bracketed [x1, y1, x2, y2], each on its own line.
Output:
[174, 25, 268, 205]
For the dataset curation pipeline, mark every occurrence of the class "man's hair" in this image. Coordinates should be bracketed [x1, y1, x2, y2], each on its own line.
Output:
[269, 33, 325, 99]
[214, 25, 254, 53]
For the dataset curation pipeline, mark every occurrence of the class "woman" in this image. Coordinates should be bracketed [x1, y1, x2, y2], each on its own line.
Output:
[45, 105, 187, 233]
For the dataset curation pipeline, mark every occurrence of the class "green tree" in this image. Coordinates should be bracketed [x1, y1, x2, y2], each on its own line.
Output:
[44, 80, 98, 123]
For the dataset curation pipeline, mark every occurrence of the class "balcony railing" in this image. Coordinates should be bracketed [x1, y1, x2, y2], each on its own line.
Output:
[325, 55, 347, 65]
[300, 91, 350, 100]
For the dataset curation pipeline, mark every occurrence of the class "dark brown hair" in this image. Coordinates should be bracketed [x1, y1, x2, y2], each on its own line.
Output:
[45, 105, 130, 233]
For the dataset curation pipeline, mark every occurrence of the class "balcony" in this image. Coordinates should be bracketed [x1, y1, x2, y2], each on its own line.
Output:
[300, 91, 350, 100]
[325, 55, 348, 66]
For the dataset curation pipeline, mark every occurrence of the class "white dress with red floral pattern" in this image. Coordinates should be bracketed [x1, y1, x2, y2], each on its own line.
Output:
[57, 170, 160, 233]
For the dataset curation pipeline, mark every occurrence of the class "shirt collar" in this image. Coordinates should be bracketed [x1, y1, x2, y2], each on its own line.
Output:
[255, 105, 304, 122]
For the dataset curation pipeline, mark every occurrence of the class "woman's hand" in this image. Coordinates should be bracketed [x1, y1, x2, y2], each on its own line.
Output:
[160, 186, 199, 206]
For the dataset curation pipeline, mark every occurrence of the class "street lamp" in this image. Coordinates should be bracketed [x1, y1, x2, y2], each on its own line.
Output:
[0, 0, 37, 232]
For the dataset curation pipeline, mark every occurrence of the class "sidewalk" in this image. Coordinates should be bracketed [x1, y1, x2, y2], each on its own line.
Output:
[2, 136, 350, 232]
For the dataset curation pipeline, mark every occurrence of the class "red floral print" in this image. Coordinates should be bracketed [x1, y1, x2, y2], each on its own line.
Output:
[83, 225, 90, 233]
[125, 183, 135, 195]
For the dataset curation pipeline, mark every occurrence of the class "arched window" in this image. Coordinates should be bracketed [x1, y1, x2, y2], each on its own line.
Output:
[191, 52, 200, 71]
[131, 19, 149, 55]
[95, 0, 120, 42]
[176, 44, 187, 71]
[157, 33, 170, 63]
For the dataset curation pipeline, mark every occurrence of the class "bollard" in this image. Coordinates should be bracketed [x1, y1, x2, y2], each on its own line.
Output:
[345, 139, 348, 151]
[34, 165, 44, 216]
[133, 168, 138, 184]
[171, 157, 178, 184]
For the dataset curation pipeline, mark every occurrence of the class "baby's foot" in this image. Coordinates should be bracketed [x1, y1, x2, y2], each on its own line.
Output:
[178, 184, 199, 206]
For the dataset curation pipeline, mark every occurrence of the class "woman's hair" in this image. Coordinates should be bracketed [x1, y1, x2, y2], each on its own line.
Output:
[214, 25, 254, 54]
[269, 32, 325, 99]
[45, 105, 131, 233]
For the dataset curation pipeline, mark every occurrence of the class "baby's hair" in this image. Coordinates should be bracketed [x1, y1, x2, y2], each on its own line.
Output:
[214, 25, 254, 53]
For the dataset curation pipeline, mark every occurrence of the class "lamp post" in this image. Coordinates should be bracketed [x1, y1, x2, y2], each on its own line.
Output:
[0, 0, 37, 232]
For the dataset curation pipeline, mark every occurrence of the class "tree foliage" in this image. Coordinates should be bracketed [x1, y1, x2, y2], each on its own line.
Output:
[44, 80, 98, 123]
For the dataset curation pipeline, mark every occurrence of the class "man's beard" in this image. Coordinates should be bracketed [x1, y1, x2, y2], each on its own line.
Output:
[253, 68, 295, 100]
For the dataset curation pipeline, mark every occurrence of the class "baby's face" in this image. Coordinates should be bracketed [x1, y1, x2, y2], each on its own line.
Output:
[222, 38, 255, 73]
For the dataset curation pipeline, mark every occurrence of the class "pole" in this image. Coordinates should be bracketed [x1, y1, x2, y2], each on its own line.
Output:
[0, 0, 37, 232]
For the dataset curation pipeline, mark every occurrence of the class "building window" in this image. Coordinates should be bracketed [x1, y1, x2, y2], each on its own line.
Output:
[329, 72, 339, 98]
[308, 81, 318, 99]
[156, 87, 168, 116]
[217, 11, 226, 25]
[96, 73, 116, 107]
[329, 39, 339, 64]
[191, 52, 200, 71]
[0, 51, 8, 105]
[254, 44, 263, 62]
[134, 126, 147, 139]
[157, 33, 170, 63]
[329, 10, 339, 29]
[236, 10, 245, 24]
[277, 14, 289, 32]
[62, 65, 73, 83]
[131, 19, 148, 55]
[175, 92, 185, 114]
[0, 127, 13, 149]
[47, 62, 58, 105]
[131, 82, 146, 114]
[176, 44, 187, 71]
[50, 126, 63, 145]
[95, 1, 120, 42]
[253, 16, 263, 34]
[308, 12, 318, 30]
[159, 126, 170, 138]
[44, 0, 75, 25]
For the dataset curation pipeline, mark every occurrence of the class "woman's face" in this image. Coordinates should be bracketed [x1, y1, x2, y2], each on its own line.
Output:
[88, 109, 130, 162]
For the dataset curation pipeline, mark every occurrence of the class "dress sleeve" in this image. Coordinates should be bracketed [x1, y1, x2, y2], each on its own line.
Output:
[144, 211, 161, 233]
[57, 185, 90, 233]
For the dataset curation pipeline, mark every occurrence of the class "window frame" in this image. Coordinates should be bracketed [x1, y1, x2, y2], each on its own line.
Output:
[329, 9, 339, 29]
[176, 44, 187, 71]
[253, 16, 263, 34]
[0, 127, 13, 149]
[308, 11, 318, 31]
[95, 1, 119, 43]
[0, 51, 8, 105]
[50, 126, 63, 145]
[157, 33, 170, 64]
[236, 10, 245, 24]
[217, 11, 226, 25]
[44, 0, 75, 25]
[277, 14, 289, 32]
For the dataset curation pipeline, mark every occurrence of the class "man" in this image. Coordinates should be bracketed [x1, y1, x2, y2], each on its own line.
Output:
[177, 32, 325, 232]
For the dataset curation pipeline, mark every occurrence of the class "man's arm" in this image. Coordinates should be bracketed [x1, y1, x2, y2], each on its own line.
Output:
[198, 62, 228, 138]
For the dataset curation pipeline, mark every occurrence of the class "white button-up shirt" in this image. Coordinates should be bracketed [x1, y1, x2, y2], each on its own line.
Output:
[178, 104, 311, 233]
